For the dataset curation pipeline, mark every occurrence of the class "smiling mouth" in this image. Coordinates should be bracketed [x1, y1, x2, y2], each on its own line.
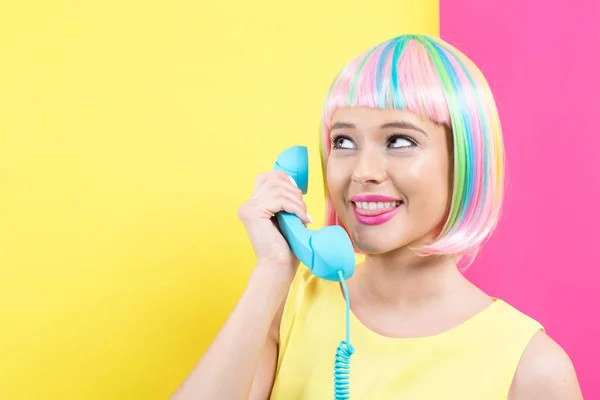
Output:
[352, 200, 403, 216]
[349, 200, 403, 226]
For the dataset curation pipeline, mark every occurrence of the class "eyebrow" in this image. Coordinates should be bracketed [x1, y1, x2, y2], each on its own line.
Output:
[331, 121, 429, 137]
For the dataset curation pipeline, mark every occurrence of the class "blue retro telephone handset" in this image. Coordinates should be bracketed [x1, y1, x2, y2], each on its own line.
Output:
[273, 145, 356, 399]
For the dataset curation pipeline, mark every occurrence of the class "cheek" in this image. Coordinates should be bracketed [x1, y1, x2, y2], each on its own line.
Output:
[325, 160, 347, 200]
[402, 156, 450, 212]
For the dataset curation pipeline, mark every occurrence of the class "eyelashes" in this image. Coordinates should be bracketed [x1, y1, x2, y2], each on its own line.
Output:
[330, 134, 354, 150]
[330, 134, 418, 150]
[385, 133, 418, 148]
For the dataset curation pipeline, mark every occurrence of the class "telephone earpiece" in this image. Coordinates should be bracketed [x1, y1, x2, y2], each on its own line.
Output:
[273, 146, 355, 281]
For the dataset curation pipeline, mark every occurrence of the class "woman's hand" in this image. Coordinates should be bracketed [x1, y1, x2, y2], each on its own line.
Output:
[237, 170, 311, 278]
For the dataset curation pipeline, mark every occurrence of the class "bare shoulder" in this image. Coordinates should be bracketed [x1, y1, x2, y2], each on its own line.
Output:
[509, 330, 583, 399]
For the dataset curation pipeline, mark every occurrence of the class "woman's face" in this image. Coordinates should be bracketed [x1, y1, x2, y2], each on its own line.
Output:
[326, 107, 453, 254]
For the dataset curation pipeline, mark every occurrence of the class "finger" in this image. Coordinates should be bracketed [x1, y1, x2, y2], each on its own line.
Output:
[253, 173, 269, 193]
[272, 170, 293, 182]
[256, 177, 303, 202]
[254, 171, 298, 195]
[266, 196, 311, 225]
[271, 186, 306, 214]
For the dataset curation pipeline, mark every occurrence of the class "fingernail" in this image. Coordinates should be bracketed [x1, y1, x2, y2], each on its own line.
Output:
[289, 176, 298, 187]
[307, 213, 313, 224]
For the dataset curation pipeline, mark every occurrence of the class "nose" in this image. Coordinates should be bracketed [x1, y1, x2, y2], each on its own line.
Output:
[351, 146, 387, 185]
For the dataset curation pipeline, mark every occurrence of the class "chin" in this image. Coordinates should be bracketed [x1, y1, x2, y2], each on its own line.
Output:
[349, 227, 411, 255]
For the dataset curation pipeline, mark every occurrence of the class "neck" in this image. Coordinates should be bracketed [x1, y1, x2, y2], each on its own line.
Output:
[356, 247, 468, 310]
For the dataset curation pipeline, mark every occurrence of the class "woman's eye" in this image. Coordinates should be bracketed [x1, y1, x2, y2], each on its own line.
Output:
[389, 135, 416, 149]
[332, 136, 355, 149]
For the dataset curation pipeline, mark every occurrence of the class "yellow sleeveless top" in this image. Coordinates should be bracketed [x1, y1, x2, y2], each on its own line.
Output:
[270, 266, 543, 400]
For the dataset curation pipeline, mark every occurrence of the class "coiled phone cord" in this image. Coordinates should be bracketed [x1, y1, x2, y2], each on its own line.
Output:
[334, 269, 355, 400]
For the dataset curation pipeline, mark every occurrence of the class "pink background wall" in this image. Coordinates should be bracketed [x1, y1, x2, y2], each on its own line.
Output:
[441, 1, 600, 397]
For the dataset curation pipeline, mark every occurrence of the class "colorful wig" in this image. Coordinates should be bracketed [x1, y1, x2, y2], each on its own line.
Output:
[318, 34, 505, 270]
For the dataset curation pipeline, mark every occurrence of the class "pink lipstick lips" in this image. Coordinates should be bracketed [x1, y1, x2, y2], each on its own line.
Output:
[350, 194, 403, 226]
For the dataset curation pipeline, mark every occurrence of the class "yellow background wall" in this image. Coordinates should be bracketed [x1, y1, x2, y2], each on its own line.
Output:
[0, 1, 438, 398]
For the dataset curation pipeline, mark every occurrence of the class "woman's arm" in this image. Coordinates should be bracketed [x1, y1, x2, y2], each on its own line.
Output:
[170, 169, 308, 399]
[508, 331, 583, 399]
[248, 291, 287, 400]
[169, 265, 290, 400]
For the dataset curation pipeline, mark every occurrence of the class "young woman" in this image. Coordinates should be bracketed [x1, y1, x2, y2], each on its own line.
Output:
[171, 34, 583, 399]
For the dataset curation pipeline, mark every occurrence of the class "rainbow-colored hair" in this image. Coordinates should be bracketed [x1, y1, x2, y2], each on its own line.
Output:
[318, 34, 505, 269]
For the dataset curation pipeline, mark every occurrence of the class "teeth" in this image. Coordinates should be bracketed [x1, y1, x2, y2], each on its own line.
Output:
[356, 201, 400, 209]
